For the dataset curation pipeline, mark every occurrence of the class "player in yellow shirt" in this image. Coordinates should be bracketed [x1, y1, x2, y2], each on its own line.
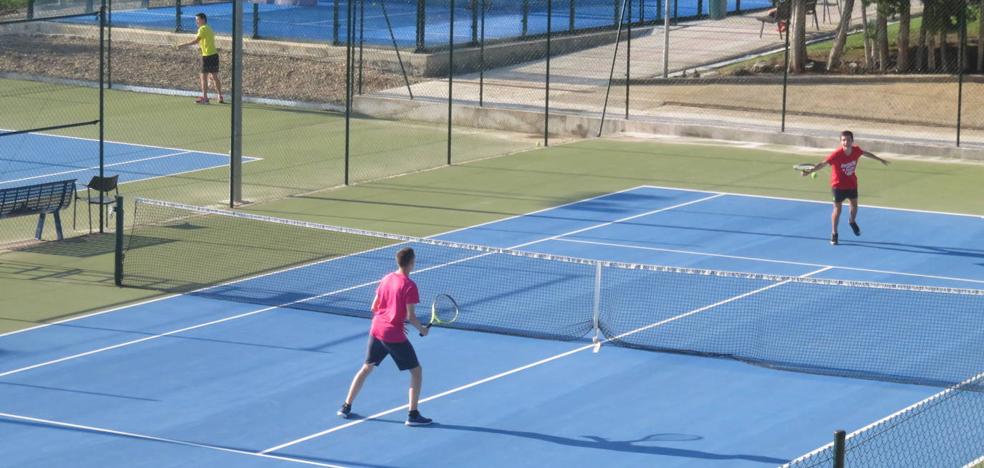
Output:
[177, 13, 224, 104]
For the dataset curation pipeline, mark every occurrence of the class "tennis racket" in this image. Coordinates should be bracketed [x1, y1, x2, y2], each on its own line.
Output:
[420, 294, 459, 336]
[794, 163, 818, 178]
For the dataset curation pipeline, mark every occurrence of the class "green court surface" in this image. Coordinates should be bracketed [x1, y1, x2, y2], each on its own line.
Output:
[3, 122, 984, 334]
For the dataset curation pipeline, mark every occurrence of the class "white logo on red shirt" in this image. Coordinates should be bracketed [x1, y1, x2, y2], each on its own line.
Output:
[840, 160, 857, 176]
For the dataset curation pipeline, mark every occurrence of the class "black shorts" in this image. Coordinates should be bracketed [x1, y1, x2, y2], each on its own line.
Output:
[201, 54, 219, 74]
[832, 188, 858, 203]
[365, 335, 420, 371]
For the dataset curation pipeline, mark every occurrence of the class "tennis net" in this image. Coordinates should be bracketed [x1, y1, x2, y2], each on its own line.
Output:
[120, 198, 984, 388]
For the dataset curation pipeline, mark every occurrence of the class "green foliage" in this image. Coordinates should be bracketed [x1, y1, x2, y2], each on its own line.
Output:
[0, 0, 29, 12]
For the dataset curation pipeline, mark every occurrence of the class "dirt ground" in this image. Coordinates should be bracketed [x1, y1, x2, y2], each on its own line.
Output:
[0, 32, 416, 104]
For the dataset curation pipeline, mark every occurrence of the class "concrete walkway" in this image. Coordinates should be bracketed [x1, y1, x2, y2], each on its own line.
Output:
[354, 1, 984, 155]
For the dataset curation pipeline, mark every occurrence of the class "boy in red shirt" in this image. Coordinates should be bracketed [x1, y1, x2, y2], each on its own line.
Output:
[338, 247, 432, 426]
[802, 131, 889, 245]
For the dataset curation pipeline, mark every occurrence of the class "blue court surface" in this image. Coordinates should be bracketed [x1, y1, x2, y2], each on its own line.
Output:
[1, 186, 982, 467]
[0, 132, 257, 189]
[64, 0, 771, 48]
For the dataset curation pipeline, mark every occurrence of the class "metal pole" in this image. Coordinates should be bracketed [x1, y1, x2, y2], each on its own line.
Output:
[358, 0, 365, 95]
[176, 0, 182, 32]
[471, 0, 478, 44]
[569, 0, 574, 31]
[231, 0, 243, 205]
[416, 0, 425, 51]
[344, 0, 353, 184]
[522, 0, 529, 36]
[480, 0, 486, 106]
[545, 0, 551, 146]
[662, 0, 669, 77]
[381, 1, 414, 99]
[113, 196, 123, 286]
[252, 2, 259, 39]
[108, 0, 112, 89]
[832, 430, 846, 468]
[333, 0, 340, 45]
[99, 4, 106, 233]
[598, 0, 629, 137]
[626, 0, 631, 119]
[781, 20, 791, 132]
[27, 0, 34, 19]
[957, 0, 966, 146]
[447, 0, 455, 165]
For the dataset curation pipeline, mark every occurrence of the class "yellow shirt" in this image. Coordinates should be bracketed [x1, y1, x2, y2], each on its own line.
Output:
[196, 24, 217, 57]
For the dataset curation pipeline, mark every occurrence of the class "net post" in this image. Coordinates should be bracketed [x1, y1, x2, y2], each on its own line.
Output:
[113, 196, 124, 287]
[832, 430, 846, 468]
[231, 0, 243, 206]
[592, 262, 602, 350]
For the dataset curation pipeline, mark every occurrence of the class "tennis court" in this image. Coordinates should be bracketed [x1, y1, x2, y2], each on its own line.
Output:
[61, 0, 772, 47]
[1, 185, 981, 467]
[0, 131, 258, 189]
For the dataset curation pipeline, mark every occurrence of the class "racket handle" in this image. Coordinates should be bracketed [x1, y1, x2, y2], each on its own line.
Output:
[419, 323, 433, 337]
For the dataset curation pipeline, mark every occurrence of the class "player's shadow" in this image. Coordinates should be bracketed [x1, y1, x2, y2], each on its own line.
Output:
[377, 420, 788, 464]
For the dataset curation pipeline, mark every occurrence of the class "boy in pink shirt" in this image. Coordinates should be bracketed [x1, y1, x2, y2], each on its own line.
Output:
[801, 131, 889, 245]
[338, 247, 432, 426]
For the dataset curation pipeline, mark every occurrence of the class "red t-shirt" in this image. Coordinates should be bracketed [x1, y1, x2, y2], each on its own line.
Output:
[825, 145, 863, 189]
[370, 272, 419, 343]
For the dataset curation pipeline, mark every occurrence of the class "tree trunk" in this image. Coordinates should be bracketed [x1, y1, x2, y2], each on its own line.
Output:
[876, 2, 889, 71]
[940, 30, 948, 72]
[827, 0, 857, 70]
[917, 3, 928, 71]
[978, 0, 983, 72]
[790, 0, 808, 72]
[897, 0, 910, 72]
[860, 2, 873, 68]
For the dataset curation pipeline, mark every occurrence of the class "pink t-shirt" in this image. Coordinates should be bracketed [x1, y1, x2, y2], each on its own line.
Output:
[825, 145, 863, 189]
[370, 272, 419, 343]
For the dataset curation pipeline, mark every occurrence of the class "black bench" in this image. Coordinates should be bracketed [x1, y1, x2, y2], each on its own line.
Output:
[0, 180, 77, 241]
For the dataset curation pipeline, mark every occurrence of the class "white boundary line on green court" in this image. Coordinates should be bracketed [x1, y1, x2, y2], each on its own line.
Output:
[554, 238, 984, 286]
[0, 185, 655, 340]
[259, 265, 831, 455]
[0, 412, 349, 468]
[642, 184, 984, 219]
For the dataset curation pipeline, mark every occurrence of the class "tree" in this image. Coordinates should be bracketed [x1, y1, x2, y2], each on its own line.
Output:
[790, 0, 808, 72]
[898, 0, 911, 72]
[876, 1, 890, 70]
[826, 0, 857, 70]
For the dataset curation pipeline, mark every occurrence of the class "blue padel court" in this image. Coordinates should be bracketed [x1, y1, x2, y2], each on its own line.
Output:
[1, 186, 982, 467]
[0, 132, 257, 189]
[62, 0, 772, 48]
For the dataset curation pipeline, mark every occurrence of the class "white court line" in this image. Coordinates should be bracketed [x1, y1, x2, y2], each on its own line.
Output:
[964, 455, 984, 468]
[0, 185, 654, 339]
[554, 238, 984, 286]
[260, 266, 831, 454]
[0, 128, 236, 158]
[0, 412, 348, 468]
[641, 184, 984, 219]
[2, 151, 194, 185]
[1, 188, 718, 377]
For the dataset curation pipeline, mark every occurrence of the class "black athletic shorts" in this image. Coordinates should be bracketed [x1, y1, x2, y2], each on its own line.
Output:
[365, 335, 420, 371]
[832, 188, 858, 203]
[201, 54, 219, 74]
